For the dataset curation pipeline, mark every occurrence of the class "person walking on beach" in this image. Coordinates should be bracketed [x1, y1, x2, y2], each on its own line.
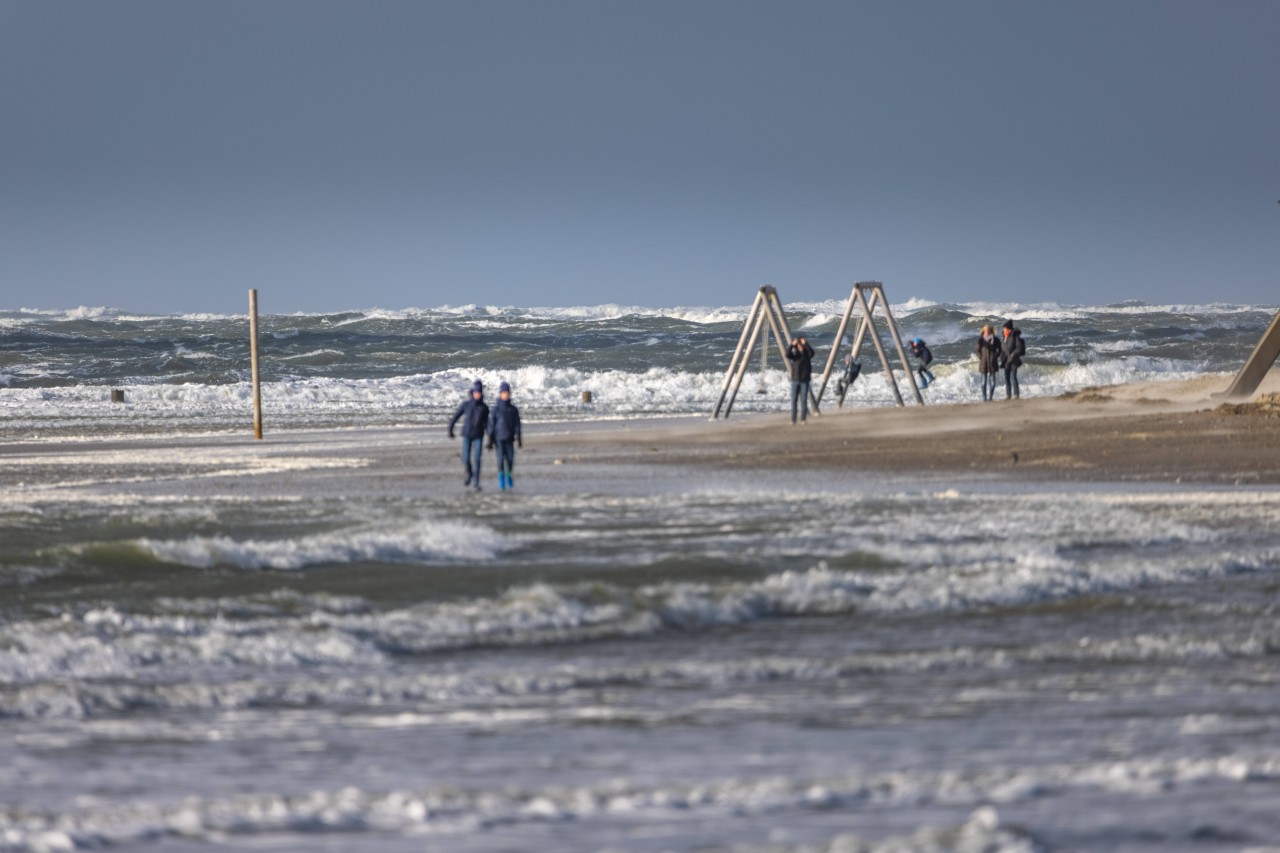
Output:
[1000, 320, 1026, 400]
[786, 335, 815, 424]
[909, 338, 936, 389]
[448, 380, 490, 490]
[486, 381, 522, 491]
[975, 325, 1001, 401]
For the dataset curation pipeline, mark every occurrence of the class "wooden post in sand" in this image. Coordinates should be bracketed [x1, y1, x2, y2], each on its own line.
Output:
[249, 289, 263, 440]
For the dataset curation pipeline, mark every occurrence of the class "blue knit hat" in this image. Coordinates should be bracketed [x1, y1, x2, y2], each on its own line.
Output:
[471, 380, 484, 393]
[499, 381, 511, 393]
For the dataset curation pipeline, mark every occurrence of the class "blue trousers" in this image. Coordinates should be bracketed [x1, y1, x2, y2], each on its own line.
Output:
[496, 440, 515, 475]
[461, 437, 484, 481]
[981, 371, 998, 401]
[1005, 366, 1020, 399]
[790, 381, 810, 422]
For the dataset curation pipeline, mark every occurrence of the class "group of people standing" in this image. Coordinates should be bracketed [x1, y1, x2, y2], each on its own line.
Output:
[975, 319, 1026, 400]
[784, 319, 1028, 415]
[910, 321, 1025, 401]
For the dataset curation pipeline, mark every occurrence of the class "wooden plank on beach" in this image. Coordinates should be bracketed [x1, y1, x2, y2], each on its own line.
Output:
[1220, 308, 1280, 400]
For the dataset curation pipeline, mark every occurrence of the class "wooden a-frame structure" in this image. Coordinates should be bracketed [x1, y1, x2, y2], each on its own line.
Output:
[813, 281, 924, 408]
[710, 286, 821, 420]
[1219, 307, 1280, 399]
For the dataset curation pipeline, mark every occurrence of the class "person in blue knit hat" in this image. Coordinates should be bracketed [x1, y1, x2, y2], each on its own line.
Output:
[447, 380, 489, 490]
[909, 338, 935, 389]
[487, 381, 522, 491]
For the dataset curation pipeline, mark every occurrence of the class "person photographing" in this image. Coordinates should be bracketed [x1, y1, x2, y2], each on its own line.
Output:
[786, 335, 815, 424]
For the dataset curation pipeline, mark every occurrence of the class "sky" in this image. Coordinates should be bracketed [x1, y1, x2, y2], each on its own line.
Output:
[1, 0, 1277, 314]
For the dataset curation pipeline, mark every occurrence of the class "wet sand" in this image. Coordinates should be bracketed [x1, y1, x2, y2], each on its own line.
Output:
[565, 373, 1280, 485]
[3, 374, 1278, 490]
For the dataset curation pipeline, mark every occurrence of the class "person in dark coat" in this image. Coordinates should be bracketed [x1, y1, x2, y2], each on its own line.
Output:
[975, 324, 1001, 401]
[1000, 320, 1026, 400]
[486, 381, 522, 491]
[909, 338, 935, 389]
[448, 380, 489, 489]
[786, 336, 815, 424]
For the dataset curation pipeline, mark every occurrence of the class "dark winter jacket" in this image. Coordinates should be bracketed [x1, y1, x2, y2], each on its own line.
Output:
[786, 342, 815, 382]
[487, 399, 522, 444]
[976, 334, 1001, 374]
[448, 397, 489, 440]
[1001, 329, 1026, 369]
[910, 342, 933, 367]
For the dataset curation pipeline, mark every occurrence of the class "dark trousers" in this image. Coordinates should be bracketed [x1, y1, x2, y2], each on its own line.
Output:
[1004, 365, 1020, 399]
[496, 440, 515, 475]
[462, 436, 483, 481]
[790, 380, 810, 422]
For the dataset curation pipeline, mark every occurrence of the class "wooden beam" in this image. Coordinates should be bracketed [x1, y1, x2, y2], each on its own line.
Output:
[1220, 308, 1280, 400]
[249, 289, 263, 439]
[711, 288, 766, 419]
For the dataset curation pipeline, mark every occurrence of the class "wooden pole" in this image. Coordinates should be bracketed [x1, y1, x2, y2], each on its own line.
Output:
[878, 286, 925, 405]
[836, 291, 875, 408]
[761, 289, 792, 366]
[758, 316, 768, 391]
[249, 288, 263, 439]
[723, 306, 768, 417]
[1220, 307, 1280, 399]
[814, 283, 858, 404]
[712, 289, 766, 419]
[847, 313, 870, 369]
[856, 287, 904, 407]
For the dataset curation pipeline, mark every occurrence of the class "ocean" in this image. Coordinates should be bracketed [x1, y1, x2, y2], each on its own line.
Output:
[1, 299, 1274, 434]
[2, 299, 1279, 852]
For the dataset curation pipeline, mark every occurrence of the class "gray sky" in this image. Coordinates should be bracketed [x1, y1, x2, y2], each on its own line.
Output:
[2, 0, 1277, 314]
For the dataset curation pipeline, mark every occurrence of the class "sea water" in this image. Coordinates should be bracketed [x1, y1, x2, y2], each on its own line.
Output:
[1, 299, 1273, 434]
[2, 301, 1279, 852]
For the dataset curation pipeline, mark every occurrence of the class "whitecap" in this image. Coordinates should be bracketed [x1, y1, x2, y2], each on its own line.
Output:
[135, 519, 506, 570]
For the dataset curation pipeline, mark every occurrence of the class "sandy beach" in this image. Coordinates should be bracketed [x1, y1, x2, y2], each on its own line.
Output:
[541, 373, 1280, 486]
[4, 374, 1279, 491]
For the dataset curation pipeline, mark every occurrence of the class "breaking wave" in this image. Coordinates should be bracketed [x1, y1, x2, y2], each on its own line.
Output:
[2, 299, 1273, 432]
[0, 754, 1273, 850]
[128, 519, 507, 570]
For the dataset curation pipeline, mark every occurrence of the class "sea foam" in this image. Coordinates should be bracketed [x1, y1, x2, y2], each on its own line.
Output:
[133, 519, 506, 570]
[0, 753, 1273, 849]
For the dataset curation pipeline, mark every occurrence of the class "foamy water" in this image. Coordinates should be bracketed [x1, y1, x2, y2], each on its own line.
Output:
[3, 302, 1280, 851]
[1, 299, 1272, 434]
